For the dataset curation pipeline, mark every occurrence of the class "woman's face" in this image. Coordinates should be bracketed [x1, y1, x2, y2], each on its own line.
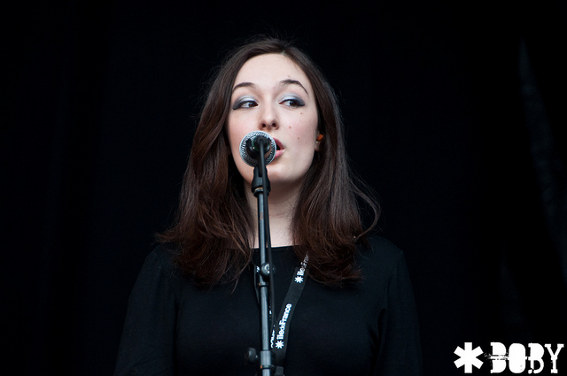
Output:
[227, 53, 319, 191]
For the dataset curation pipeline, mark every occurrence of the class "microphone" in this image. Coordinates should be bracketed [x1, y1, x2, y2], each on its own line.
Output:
[239, 131, 277, 167]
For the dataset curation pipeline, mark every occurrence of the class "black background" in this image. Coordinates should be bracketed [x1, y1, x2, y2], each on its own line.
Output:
[9, 1, 567, 375]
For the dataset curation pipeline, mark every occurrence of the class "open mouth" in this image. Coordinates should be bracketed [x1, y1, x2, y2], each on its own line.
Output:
[273, 138, 284, 159]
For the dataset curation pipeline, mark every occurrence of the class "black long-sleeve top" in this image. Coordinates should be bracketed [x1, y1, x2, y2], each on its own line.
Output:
[114, 236, 423, 375]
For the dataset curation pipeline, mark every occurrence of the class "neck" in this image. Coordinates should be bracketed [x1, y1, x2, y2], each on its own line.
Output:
[245, 182, 301, 248]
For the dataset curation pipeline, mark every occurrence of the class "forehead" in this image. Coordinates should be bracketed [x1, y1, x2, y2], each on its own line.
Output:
[234, 53, 313, 92]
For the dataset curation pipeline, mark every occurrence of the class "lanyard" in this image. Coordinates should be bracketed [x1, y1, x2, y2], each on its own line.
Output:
[270, 256, 308, 376]
[253, 255, 308, 376]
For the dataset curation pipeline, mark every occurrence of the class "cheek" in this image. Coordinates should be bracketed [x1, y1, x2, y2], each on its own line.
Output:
[291, 114, 319, 146]
[226, 121, 254, 180]
[287, 108, 317, 132]
[226, 120, 246, 155]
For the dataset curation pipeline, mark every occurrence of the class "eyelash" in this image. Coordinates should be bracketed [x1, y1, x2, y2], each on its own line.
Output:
[232, 96, 305, 110]
[280, 96, 305, 108]
[232, 97, 257, 110]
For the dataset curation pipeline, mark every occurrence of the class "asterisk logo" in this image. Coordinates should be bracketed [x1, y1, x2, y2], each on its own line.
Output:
[454, 342, 484, 373]
[275, 341, 284, 349]
[295, 276, 304, 283]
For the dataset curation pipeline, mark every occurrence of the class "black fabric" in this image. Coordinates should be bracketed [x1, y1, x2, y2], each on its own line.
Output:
[114, 236, 423, 376]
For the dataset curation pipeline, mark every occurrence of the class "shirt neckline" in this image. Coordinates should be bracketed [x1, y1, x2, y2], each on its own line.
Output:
[252, 245, 294, 252]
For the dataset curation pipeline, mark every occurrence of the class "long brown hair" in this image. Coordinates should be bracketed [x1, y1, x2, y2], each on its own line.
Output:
[158, 36, 379, 287]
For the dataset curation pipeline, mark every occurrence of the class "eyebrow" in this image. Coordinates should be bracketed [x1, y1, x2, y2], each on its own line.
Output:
[232, 79, 309, 96]
[281, 79, 309, 95]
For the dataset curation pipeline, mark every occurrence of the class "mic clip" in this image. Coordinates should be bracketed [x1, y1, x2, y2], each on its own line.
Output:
[252, 160, 270, 196]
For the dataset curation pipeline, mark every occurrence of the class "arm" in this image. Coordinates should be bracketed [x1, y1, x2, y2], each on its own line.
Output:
[373, 251, 423, 376]
[114, 248, 179, 376]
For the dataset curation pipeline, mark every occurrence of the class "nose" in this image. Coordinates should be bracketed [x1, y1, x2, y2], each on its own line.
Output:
[259, 104, 278, 130]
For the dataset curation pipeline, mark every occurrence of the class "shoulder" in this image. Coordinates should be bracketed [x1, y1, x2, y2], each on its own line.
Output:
[139, 243, 182, 279]
[357, 235, 404, 265]
[355, 235, 407, 280]
[124, 243, 186, 311]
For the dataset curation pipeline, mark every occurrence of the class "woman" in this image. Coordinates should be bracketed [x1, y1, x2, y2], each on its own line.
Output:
[114, 36, 422, 376]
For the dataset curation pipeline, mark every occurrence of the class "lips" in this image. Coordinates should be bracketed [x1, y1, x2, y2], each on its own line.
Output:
[273, 138, 284, 159]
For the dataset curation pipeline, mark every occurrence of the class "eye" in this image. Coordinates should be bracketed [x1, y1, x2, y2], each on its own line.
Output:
[232, 96, 258, 110]
[280, 96, 305, 108]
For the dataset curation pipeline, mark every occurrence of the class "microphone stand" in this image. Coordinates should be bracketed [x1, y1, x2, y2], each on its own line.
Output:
[248, 140, 276, 376]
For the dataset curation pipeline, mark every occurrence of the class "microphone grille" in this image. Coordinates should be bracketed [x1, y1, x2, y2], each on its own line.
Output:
[239, 131, 276, 167]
